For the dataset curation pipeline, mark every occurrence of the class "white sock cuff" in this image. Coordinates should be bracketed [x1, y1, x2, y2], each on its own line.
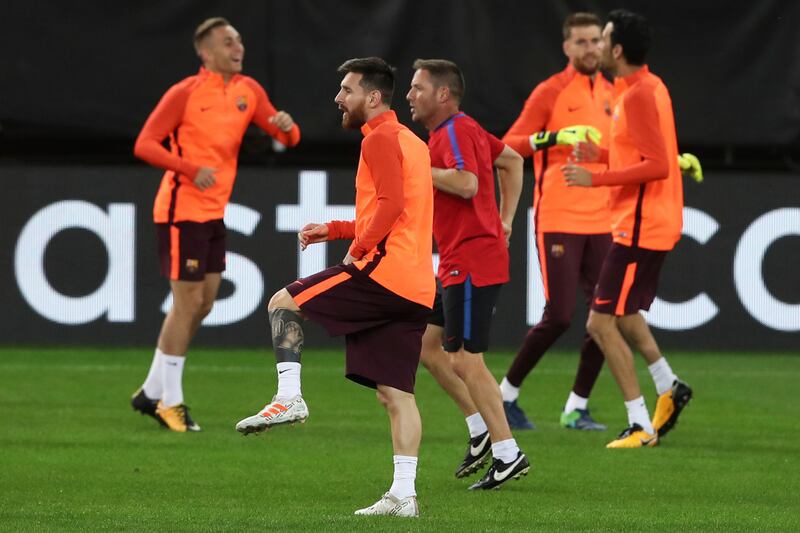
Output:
[142, 348, 165, 399]
[161, 352, 186, 369]
[491, 438, 520, 464]
[392, 455, 418, 480]
[564, 391, 589, 413]
[624, 396, 645, 409]
[647, 357, 668, 372]
[499, 377, 520, 403]
[648, 357, 677, 395]
[465, 412, 488, 438]
[624, 396, 654, 434]
[275, 362, 302, 399]
[161, 353, 185, 407]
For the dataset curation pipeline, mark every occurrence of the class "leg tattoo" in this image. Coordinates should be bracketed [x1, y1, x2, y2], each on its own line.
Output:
[269, 308, 305, 363]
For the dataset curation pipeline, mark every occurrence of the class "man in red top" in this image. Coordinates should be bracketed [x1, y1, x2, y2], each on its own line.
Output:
[407, 59, 530, 490]
[564, 9, 693, 448]
[499, 12, 613, 432]
[130, 17, 300, 432]
[236, 58, 435, 517]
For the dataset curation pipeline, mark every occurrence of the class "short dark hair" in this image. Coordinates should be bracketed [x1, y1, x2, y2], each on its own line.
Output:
[337, 57, 395, 106]
[412, 59, 465, 104]
[606, 9, 652, 66]
[193, 17, 230, 50]
[562, 12, 602, 40]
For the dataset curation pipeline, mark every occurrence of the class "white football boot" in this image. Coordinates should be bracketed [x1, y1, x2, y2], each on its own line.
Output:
[354, 492, 419, 517]
[235, 395, 309, 435]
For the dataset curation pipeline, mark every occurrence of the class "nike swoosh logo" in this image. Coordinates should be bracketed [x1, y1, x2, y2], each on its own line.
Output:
[595, 298, 612, 305]
[166, 362, 178, 366]
[278, 369, 289, 374]
[200, 106, 212, 112]
[640, 436, 656, 446]
[469, 433, 490, 456]
[493, 455, 525, 482]
[568, 106, 581, 112]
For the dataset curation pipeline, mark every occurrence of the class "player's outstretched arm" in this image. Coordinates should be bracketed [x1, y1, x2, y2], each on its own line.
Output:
[245, 78, 301, 148]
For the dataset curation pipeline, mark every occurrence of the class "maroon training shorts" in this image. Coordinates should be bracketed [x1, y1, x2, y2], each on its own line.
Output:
[591, 242, 667, 316]
[156, 219, 226, 281]
[286, 264, 430, 394]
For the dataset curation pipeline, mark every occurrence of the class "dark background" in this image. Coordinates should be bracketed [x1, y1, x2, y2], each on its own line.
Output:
[1, 1, 798, 348]
[3, 0, 800, 166]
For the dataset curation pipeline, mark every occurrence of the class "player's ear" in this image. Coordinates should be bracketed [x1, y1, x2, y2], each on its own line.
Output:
[368, 90, 380, 107]
[438, 86, 449, 103]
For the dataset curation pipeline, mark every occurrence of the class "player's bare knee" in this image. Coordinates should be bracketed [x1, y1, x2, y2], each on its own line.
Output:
[376, 389, 390, 409]
[586, 313, 612, 342]
[419, 346, 443, 372]
[174, 291, 205, 317]
[268, 289, 291, 311]
[450, 351, 473, 380]
[198, 299, 215, 319]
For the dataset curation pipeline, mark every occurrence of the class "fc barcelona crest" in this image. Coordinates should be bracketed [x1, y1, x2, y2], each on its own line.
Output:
[551, 244, 565, 258]
[186, 258, 200, 273]
[236, 95, 248, 112]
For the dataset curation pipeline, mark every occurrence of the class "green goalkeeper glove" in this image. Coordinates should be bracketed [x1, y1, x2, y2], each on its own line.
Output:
[530, 125, 601, 151]
[678, 152, 703, 183]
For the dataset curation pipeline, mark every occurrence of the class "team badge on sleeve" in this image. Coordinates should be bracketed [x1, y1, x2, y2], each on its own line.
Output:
[236, 95, 248, 112]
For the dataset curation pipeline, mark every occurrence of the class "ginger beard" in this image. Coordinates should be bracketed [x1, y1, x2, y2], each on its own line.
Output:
[339, 101, 367, 129]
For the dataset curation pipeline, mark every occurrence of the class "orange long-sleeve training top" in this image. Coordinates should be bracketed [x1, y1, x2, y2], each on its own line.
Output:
[503, 64, 612, 234]
[134, 67, 300, 223]
[591, 65, 683, 251]
[326, 110, 435, 308]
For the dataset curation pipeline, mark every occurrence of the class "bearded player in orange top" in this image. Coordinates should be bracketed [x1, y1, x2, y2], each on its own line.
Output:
[498, 13, 614, 432]
[563, 9, 692, 448]
[130, 17, 300, 432]
[236, 57, 435, 517]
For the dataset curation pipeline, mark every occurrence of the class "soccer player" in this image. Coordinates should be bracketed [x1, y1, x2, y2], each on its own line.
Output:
[563, 9, 693, 448]
[407, 59, 530, 490]
[499, 12, 614, 432]
[130, 17, 300, 432]
[235, 57, 434, 517]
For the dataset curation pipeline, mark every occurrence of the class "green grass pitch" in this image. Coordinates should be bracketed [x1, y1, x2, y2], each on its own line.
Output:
[1, 347, 798, 531]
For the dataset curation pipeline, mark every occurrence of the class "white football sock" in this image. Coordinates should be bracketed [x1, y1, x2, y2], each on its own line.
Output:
[564, 391, 589, 414]
[499, 377, 520, 402]
[624, 396, 654, 434]
[389, 455, 417, 499]
[465, 412, 488, 438]
[161, 353, 185, 407]
[648, 357, 677, 396]
[276, 362, 301, 399]
[491, 438, 520, 464]
[141, 348, 164, 399]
